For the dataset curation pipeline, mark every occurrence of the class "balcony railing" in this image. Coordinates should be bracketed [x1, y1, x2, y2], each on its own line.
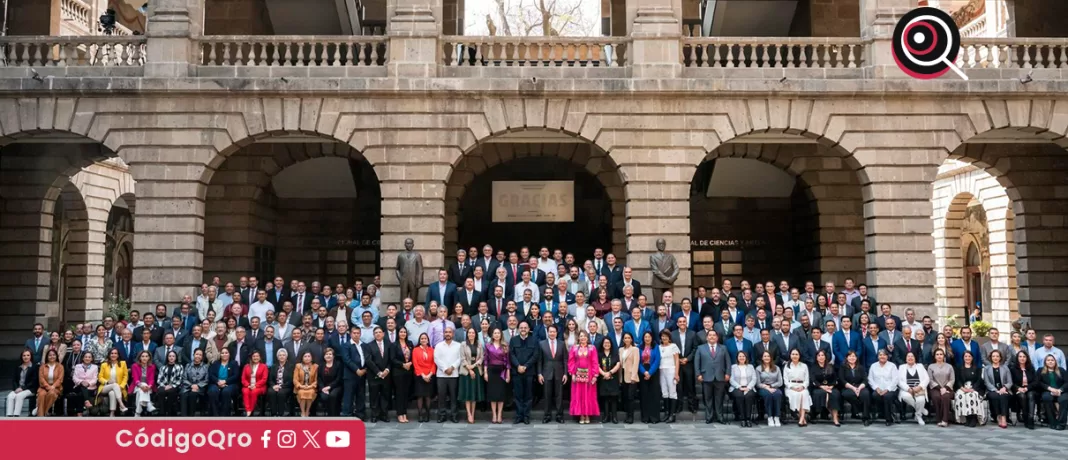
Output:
[0, 36, 146, 67]
[60, 0, 94, 35]
[441, 36, 629, 67]
[957, 38, 1068, 69]
[198, 36, 387, 67]
[682, 37, 867, 69]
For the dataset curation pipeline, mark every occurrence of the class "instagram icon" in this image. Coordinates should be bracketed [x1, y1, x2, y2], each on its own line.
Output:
[276, 431, 297, 449]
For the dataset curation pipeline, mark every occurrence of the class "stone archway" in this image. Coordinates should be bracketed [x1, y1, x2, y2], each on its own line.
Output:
[444, 136, 626, 263]
[204, 139, 381, 287]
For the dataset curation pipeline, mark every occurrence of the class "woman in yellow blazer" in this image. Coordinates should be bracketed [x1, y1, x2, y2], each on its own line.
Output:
[97, 348, 130, 415]
[619, 332, 640, 424]
[37, 349, 64, 416]
[293, 351, 319, 417]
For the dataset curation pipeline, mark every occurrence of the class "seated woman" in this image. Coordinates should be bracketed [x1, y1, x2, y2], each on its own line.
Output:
[839, 351, 871, 426]
[241, 350, 268, 417]
[896, 351, 929, 425]
[129, 350, 157, 416]
[207, 348, 240, 416]
[954, 350, 986, 427]
[155, 350, 183, 416]
[294, 351, 319, 417]
[6, 349, 37, 417]
[36, 349, 65, 416]
[1036, 354, 1068, 431]
[180, 349, 209, 416]
[982, 349, 1013, 429]
[1010, 350, 1037, 429]
[729, 350, 758, 427]
[70, 351, 98, 416]
[867, 350, 898, 426]
[317, 348, 342, 416]
[926, 348, 955, 427]
[783, 348, 811, 427]
[267, 348, 295, 417]
[809, 350, 840, 426]
[757, 351, 784, 427]
[97, 348, 130, 416]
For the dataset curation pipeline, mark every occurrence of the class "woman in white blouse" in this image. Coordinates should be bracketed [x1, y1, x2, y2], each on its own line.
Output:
[729, 351, 758, 427]
[782, 348, 811, 427]
[868, 350, 899, 426]
[897, 351, 929, 425]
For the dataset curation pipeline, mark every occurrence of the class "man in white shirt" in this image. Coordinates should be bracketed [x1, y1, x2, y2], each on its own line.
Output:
[568, 291, 589, 318]
[901, 308, 923, 333]
[248, 290, 275, 325]
[404, 306, 430, 343]
[536, 247, 558, 277]
[514, 271, 540, 304]
[433, 327, 462, 423]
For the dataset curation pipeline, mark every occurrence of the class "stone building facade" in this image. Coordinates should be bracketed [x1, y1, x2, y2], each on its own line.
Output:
[1, 0, 1066, 356]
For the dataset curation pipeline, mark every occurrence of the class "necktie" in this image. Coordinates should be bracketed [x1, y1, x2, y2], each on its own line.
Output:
[711, 345, 716, 357]
[907, 341, 911, 352]
[379, 342, 384, 356]
[125, 343, 130, 356]
[550, 341, 556, 357]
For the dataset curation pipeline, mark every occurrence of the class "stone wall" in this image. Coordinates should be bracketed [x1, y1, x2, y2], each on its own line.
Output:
[791, 0, 861, 37]
[204, 0, 274, 35]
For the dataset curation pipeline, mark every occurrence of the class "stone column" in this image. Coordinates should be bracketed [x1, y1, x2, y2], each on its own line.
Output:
[144, 0, 202, 78]
[61, 202, 108, 324]
[860, 0, 915, 78]
[125, 156, 207, 311]
[388, 0, 442, 78]
[618, 147, 700, 303]
[861, 154, 939, 321]
[367, 146, 453, 304]
[629, 0, 682, 79]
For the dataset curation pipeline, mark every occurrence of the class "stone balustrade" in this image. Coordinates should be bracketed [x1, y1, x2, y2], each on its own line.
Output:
[441, 36, 629, 68]
[199, 36, 387, 67]
[682, 37, 867, 69]
[60, 0, 94, 35]
[0, 36, 146, 68]
[957, 38, 1068, 69]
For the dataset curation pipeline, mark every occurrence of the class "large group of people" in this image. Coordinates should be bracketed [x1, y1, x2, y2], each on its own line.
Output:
[5, 244, 1068, 430]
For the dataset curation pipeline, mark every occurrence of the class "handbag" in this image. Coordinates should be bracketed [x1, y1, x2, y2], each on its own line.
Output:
[574, 368, 589, 383]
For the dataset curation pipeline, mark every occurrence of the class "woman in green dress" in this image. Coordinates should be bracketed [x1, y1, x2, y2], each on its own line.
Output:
[458, 326, 485, 423]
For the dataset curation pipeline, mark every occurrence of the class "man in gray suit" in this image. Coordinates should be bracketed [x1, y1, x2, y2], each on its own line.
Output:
[980, 327, 1012, 363]
[672, 316, 699, 413]
[695, 330, 731, 424]
[538, 325, 568, 423]
[153, 332, 184, 369]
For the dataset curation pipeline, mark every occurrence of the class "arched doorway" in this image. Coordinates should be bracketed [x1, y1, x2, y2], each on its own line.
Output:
[964, 241, 985, 322]
[105, 194, 135, 301]
[204, 138, 382, 287]
[445, 137, 625, 264]
[689, 142, 865, 292]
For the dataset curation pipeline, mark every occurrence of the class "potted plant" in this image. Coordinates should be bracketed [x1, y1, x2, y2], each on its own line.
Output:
[105, 294, 132, 322]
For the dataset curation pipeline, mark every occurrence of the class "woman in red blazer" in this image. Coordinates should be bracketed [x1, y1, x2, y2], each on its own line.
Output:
[129, 351, 157, 416]
[241, 350, 269, 416]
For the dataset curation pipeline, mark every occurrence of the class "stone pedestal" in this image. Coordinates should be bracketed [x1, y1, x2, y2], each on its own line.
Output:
[388, 0, 442, 78]
[629, 0, 682, 79]
[860, 0, 914, 79]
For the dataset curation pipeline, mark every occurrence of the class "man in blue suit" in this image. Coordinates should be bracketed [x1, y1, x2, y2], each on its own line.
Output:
[623, 306, 650, 342]
[425, 269, 457, 309]
[671, 301, 701, 332]
[950, 326, 983, 367]
[114, 329, 137, 365]
[541, 286, 562, 317]
[859, 322, 886, 369]
[132, 327, 157, 364]
[317, 285, 338, 312]
[25, 323, 48, 363]
[724, 324, 753, 365]
[341, 327, 367, 418]
[832, 316, 863, 365]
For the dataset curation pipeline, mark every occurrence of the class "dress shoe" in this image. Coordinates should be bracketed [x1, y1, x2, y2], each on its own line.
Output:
[556, 415, 564, 423]
[543, 415, 552, 424]
[706, 418, 714, 424]
[523, 418, 530, 425]
[380, 416, 390, 423]
[437, 415, 446, 423]
[451, 415, 459, 423]
[513, 418, 522, 424]
[624, 415, 633, 424]
[369, 417, 378, 423]
[863, 419, 871, 427]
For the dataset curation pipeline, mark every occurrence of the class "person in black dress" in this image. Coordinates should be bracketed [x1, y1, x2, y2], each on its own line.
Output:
[390, 327, 415, 423]
[1011, 350, 1037, 429]
[809, 349, 840, 426]
[483, 328, 511, 424]
[267, 348, 295, 416]
[597, 335, 621, 423]
[838, 351, 871, 426]
[317, 348, 343, 416]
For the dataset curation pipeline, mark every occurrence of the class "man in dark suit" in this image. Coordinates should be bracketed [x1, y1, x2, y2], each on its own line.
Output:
[253, 325, 283, 367]
[447, 249, 472, 287]
[240, 276, 259, 307]
[426, 269, 457, 309]
[475, 244, 499, 278]
[724, 324, 753, 365]
[538, 325, 568, 423]
[153, 332, 183, 369]
[523, 258, 547, 289]
[364, 327, 392, 423]
[601, 253, 624, 285]
[25, 323, 48, 363]
[267, 276, 290, 309]
[509, 322, 539, 424]
[376, 304, 406, 332]
[773, 320, 800, 367]
[283, 328, 306, 364]
[874, 304, 902, 333]
[801, 327, 832, 365]
[228, 327, 253, 368]
[132, 314, 160, 346]
[612, 266, 642, 301]
[672, 316, 699, 413]
[131, 328, 156, 365]
[712, 309, 735, 345]
[456, 278, 482, 316]
[163, 316, 188, 346]
[892, 327, 923, 366]
[114, 329, 136, 365]
[848, 284, 876, 314]
[291, 283, 314, 324]
[695, 330, 731, 424]
[181, 324, 209, 365]
[341, 328, 367, 418]
[651, 305, 674, 339]
[752, 328, 779, 369]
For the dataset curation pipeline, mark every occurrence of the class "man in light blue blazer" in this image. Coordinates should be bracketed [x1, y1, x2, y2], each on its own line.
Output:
[832, 316, 863, 365]
[623, 306, 650, 343]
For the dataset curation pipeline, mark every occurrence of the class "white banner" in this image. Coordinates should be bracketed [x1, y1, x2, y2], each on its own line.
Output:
[492, 181, 574, 222]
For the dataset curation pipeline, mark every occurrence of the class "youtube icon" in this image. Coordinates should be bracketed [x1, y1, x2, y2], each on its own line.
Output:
[326, 431, 350, 448]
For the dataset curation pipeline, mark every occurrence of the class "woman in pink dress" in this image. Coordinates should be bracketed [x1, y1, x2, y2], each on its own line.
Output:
[568, 330, 600, 423]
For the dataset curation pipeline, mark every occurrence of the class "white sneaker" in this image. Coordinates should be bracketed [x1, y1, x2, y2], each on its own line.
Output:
[147, 403, 157, 413]
[774, 417, 781, 427]
[767, 418, 774, 427]
[916, 414, 925, 425]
